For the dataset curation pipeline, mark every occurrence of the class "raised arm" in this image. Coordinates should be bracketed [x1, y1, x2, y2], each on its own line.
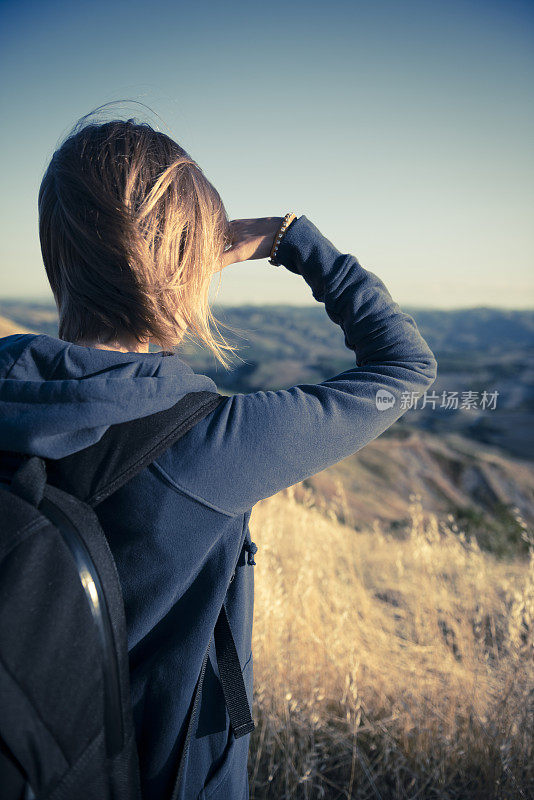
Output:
[155, 215, 438, 516]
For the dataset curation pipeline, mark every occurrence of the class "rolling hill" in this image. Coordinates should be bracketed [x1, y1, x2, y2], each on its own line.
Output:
[300, 424, 534, 558]
[1, 300, 532, 556]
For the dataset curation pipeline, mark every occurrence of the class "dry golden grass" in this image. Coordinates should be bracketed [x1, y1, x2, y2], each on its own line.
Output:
[248, 485, 534, 800]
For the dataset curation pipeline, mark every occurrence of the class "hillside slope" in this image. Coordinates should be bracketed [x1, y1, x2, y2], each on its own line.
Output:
[0, 314, 35, 338]
[294, 427, 534, 557]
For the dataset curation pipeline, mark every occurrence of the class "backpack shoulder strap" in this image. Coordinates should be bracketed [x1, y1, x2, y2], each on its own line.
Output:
[44, 390, 225, 507]
[44, 385, 255, 745]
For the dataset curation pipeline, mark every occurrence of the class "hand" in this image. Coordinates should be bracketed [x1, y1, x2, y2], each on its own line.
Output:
[215, 217, 284, 272]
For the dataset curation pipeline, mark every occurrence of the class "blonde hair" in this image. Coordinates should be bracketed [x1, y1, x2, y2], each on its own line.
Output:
[38, 115, 238, 367]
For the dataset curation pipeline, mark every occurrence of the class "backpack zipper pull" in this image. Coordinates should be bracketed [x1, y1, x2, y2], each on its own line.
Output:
[244, 540, 258, 565]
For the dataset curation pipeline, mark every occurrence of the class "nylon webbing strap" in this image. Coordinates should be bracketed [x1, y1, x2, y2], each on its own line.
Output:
[170, 637, 212, 800]
[214, 604, 255, 738]
[170, 605, 254, 799]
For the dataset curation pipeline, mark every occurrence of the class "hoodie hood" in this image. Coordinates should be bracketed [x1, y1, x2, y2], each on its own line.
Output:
[0, 333, 218, 459]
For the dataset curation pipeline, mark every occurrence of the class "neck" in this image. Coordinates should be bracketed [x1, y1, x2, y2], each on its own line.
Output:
[75, 338, 151, 354]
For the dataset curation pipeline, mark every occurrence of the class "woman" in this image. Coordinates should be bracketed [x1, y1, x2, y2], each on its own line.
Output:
[0, 117, 437, 799]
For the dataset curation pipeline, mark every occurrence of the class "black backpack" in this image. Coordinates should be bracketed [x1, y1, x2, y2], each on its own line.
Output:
[0, 390, 255, 800]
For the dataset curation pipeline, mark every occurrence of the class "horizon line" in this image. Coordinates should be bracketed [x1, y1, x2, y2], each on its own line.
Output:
[0, 297, 533, 314]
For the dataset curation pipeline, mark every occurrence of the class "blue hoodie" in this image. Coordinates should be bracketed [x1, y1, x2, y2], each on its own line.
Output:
[0, 215, 437, 799]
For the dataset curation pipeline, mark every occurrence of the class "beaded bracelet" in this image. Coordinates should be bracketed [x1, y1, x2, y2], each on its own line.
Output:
[269, 212, 297, 266]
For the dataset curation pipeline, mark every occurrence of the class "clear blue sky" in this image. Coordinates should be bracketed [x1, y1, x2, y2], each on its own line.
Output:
[1, 0, 533, 308]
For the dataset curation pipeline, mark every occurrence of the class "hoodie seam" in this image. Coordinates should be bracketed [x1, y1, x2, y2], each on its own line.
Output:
[2, 334, 41, 379]
[47, 338, 74, 380]
[150, 460, 239, 519]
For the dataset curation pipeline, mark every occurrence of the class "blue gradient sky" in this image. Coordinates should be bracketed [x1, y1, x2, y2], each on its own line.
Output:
[1, 0, 533, 308]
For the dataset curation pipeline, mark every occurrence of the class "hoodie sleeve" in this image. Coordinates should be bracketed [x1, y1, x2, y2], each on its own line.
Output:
[155, 215, 438, 517]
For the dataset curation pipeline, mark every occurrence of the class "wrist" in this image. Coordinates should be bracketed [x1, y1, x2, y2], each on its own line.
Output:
[268, 212, 298, 266]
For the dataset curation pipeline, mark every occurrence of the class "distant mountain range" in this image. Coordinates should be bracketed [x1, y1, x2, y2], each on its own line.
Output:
[1, 300, 532, 556]
[3, 300, 530, 457]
